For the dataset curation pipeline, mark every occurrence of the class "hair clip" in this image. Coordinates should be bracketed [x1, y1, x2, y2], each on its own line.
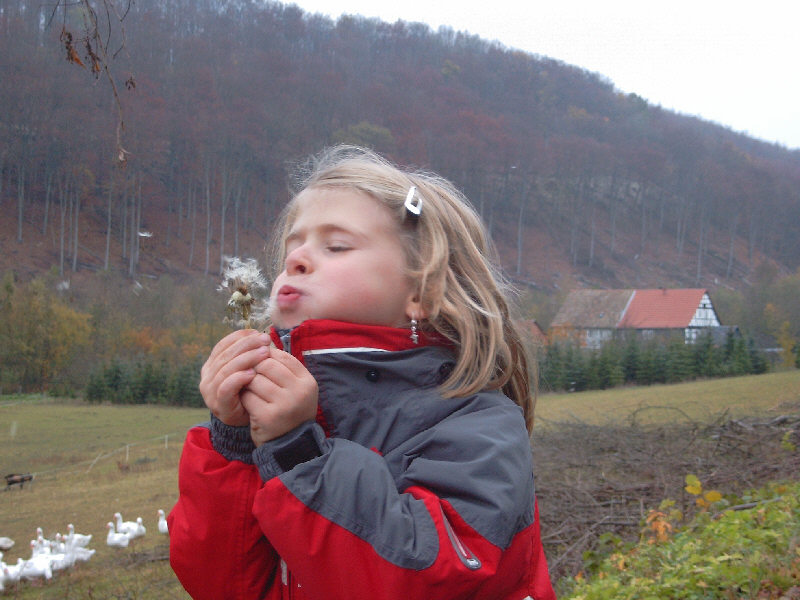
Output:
[404, 186, 422, 217]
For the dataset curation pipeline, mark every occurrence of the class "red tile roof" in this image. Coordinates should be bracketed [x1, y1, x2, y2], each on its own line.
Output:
[616, 288, 707, 329]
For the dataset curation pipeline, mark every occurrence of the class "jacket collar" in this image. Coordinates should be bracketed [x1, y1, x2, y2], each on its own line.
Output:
[269, 319, 444, 360]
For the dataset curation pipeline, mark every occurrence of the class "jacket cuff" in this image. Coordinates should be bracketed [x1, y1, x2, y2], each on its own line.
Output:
[209, 414, 256, 464]
[252, 421, 326, 481]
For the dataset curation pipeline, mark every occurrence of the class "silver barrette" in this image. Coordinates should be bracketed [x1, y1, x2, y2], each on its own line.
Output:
[404, 186, 422, 216]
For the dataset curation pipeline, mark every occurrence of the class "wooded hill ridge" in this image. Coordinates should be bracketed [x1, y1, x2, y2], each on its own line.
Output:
[2, 0, 799, 300]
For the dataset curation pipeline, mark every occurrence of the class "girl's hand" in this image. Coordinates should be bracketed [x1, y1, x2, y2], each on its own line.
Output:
[240, 346, 319, 446]
[199, 329, 273, 427]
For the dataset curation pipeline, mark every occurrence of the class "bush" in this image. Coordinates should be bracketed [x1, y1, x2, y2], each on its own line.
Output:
[563, 480, 800, 599]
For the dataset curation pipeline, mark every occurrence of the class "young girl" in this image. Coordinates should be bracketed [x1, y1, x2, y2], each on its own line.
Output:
[169, 146, 556, 600]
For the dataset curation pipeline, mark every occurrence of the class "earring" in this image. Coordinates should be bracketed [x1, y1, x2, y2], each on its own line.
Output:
[410, 319, 419, 344]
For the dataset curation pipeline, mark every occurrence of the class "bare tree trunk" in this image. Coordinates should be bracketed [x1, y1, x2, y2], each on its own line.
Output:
[516, 201, 524, 277]
[189, 184, 196, 268]
[204, 162, 212, 276]
[695, 201, 707, 284]
[608, 195, 618, 256]
[67, 184, 74, 263]
[568, 180, 584, 267]
[120, 184, 127, 260]
[218, 168, 230, 275]
[71, 186, 81, 272]
[726, 213, 739, 279]
[241, 181, 250, 232]
[637, 185, 647, 257]
[136, 179, 143, 268]
[588, 201, 596, 269]
[234, 181, 243, 258]
[676, 196, 692, 258]
[747, 209, 760, 266]
[129, 176, 142, 277]
[176, 183, 183, 240]
[104, 180, 114, 270]
[58, 176, 67, 277]
[16, 165, 24, 242]
[42, 170, 53, 235]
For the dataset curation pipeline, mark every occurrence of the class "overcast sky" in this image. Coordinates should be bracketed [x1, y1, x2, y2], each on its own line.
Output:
[290, 0, 800, 150]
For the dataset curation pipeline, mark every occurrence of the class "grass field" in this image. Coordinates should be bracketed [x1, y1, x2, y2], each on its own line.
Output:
[0, 369, 798, 598]
[535, 369, 800, 426]
[1, 400, 207, 598]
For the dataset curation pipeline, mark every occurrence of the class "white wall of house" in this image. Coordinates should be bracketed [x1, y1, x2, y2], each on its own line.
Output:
[688, 293, 721, 328]
[585, 328, 614, 349]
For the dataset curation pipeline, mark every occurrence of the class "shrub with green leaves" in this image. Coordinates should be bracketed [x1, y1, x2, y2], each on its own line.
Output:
[565, 480, 800, 599]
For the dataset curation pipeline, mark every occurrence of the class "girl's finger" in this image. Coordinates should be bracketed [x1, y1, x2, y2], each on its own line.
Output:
[252, 355, 296, 390]
[254, 347, 312, 383]
[213, 332, 272, 368]
[213, 344, 271, 384]
[207, 328, 260, 362]
[242, 373, 282, 404]
[216, 369, 259, 403]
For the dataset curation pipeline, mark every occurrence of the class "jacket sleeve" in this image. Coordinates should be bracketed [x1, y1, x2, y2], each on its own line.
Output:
[251, 405, 556, 600]
[168, 418, 280, 600]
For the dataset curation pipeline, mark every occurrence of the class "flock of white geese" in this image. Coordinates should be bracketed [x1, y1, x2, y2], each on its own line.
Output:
[0, 509, 169, 592]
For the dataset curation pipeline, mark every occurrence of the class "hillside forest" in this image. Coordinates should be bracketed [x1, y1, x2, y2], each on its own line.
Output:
[1, 0, 800, 394]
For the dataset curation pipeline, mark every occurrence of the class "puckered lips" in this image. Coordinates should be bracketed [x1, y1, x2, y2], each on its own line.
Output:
[275, 285, 302, 309]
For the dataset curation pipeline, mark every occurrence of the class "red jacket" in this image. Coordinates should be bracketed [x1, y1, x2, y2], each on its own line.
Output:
[169, 320, 556, 600]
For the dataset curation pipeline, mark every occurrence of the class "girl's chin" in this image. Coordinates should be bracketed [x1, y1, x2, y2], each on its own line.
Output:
[271, 314, 307, 330]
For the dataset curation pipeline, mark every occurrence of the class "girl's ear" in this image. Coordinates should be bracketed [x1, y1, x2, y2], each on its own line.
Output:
[405, 294, 428, 321]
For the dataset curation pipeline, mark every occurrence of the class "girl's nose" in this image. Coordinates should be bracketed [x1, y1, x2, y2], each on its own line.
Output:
[285, 246, 311, 275]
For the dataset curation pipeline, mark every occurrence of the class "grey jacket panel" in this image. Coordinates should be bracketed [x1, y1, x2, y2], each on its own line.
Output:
[276, 429, 440, 570]
[255, 345, 534, 566]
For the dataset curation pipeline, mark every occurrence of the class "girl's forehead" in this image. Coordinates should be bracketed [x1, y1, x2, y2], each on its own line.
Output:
[286, 187, 399, 233]
[291, 187, 388, 219]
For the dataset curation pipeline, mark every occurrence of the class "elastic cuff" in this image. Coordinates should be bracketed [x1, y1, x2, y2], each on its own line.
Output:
[252, 421, 326, 481]
[209, 414, 256, 464]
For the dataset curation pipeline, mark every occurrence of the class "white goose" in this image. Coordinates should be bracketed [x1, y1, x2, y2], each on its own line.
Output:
[30, 531, 49, 556]
[71, 546, 96, 562]
[52, 533, 67, 554]
[48, 548, 74, 572]
[3, 558, 25, 583]
[19, 554, 53, 580]
[157, 509, 169, 534]
[65, 523, 92, 548]
[106, 522, 130, 548]
[113, 512, 138, 537]
[128, 517, 146, 540]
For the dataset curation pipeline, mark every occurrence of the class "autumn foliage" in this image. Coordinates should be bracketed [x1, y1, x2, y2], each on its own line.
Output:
[2, 0, 800, 297]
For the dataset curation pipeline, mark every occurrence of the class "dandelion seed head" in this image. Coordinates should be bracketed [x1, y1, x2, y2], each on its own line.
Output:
[219, 256, 270, 329]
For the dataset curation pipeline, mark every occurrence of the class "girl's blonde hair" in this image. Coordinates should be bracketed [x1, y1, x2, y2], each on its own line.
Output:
[269, 145, 536, 433]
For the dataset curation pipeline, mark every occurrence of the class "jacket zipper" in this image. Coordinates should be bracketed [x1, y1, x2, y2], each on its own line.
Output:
[440, 507, 482, 570]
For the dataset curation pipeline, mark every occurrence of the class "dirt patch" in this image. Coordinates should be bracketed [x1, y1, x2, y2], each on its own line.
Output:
[534, 403, 800, 586]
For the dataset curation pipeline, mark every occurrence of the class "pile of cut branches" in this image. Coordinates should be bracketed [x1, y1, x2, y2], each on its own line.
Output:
[533, 402, 800, 587]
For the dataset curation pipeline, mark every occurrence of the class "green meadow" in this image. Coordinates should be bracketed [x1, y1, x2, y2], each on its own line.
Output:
[1, 401, 207, 598]
[1, 370, 798, 598]
[535, 369, 800, 426]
